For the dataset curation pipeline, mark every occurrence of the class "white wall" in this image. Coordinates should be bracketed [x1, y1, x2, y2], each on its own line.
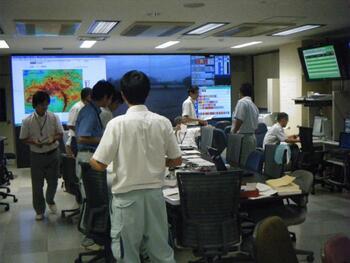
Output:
[253, 52, 279, 109]
[279, 41, 303, 134]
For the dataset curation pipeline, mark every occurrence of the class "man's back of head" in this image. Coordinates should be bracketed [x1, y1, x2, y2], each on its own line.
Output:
[91, 80, 115, 102]
[120, 70, 150, 105]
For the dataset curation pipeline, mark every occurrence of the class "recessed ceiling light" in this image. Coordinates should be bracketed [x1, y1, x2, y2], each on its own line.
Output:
[80, 40, 97, 48]
[185, 23, 228, 35]
[87, 20, 119, 34]
[155, 41, 180, 49]
[231, 41, 262, 49]
[0, 40, 9, 48]
[183, 3, 205, 8]
[272, 24, 323, 36]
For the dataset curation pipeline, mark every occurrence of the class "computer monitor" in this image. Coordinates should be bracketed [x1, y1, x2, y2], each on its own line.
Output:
[340, 132, 350, 149]
[207, 147, 227, 171]
[345, 118, 350, 133]
[312, 116, 331, 139]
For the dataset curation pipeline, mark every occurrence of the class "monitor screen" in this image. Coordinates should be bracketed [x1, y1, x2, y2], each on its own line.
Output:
[11, 54, 231, 125]
[312, 116, 324, 137]
[340, 132, 350, 149]
[298, 45, 342, 81]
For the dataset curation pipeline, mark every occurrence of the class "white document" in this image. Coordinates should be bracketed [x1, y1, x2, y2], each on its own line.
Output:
[202, 115, 215, 121]
[188, 158, 215, 166]
[183, 155, 201, 160]
[182, 150, 201, 155]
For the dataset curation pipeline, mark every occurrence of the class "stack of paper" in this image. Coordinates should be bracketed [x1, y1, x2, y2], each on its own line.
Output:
[162, 188, 180, 202]
[188, 158, 215, 167]
[266, 175, 302, 196]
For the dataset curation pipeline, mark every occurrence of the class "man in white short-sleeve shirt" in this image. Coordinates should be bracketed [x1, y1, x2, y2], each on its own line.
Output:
[231, 83, 259, 166]
[263, 112, 299, 148]
[66, 87, 91, 156]
[174, 116, 200, 148]
[182, 86, 207, 126]
[90, 70, 181, 263]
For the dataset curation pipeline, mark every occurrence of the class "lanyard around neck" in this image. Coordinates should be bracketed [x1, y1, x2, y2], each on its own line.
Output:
[35, 114, 48, 136]
[176, 131, 187, 144]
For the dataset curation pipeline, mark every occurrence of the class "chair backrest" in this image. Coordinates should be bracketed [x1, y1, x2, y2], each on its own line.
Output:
[255, 123, 268, 148]
[299, 126, 314, 152]
[323, 234, 350, 263]
[264, 144, 285, 179]
[61, 154, 81, 201]
[215, 121, 231, 131]
[200, 126, 214, 155]
[226, 133, 244, 166]
[245, 150, 264, 174]
[177, 170, 242, 254]
[290, 169, 313, 207]
[212, 128, 227, 154]
[224, 126, 232, 136]
[80, 162, 110, 236]
[253, 216, 298, 263]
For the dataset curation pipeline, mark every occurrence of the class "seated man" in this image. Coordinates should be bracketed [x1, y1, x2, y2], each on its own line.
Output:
[174, 116, 200, 149]
[263, 112, 299, 148]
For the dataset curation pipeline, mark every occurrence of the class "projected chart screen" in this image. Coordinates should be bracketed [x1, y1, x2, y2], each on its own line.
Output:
[197, 86, 231, 119]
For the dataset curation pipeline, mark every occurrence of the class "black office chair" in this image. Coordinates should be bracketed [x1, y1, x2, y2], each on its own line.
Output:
[177, 170, 250, 262]
[255, 123, 268, 149]
[226, 133, 244, 167]
[76, 162, 114, 263]
[0, 137, 18, 211]
[224, 126, 231, 137]
[298, 126, 325, 194]
[249, 170, 315, 262]
[245, 150, 264, 174]
[263, 144, 286, 179]
[61, 154, 82, 219]
[253, 216, 298, 263]
[199, 126, 214, 155]
[212, 128, 227, 155]
[215, 121, 231, 131]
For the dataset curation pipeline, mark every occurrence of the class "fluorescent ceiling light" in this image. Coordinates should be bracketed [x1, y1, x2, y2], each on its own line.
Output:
[185, 23, 227, 35]
[0, 40, 9, 48]
[155, 41, 180, 49]
[87, 20, 119, 34]
[272, 24, 322, 36]
[80, 40, 97, 48]
[231, 41, 262, 49]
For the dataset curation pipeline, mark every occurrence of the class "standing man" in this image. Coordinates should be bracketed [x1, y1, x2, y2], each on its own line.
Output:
[263, 112, 299, 148]
[75, 80, 114, 250]
[20, 91, 63, 220]
[90, 70, 182, 263]
[231, 83, 259, 166]
[100, 88, 123, 128]
[66, 87, 92, 156]
[182, 86, 208, 126]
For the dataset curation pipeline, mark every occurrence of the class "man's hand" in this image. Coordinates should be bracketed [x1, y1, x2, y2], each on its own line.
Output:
[199, 120, 208, 126]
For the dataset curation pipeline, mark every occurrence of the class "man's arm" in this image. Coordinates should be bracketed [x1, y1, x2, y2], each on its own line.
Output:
[90, 158, 107, 171]
[233, 119, 243, 133]
[166, 156, 182, 168]
[78, 136, 100, 145]
[183, 116, 208, 126]
[285, 135, 300, 144]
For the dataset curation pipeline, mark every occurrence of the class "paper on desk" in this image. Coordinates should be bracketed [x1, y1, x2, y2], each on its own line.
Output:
[163, 188, 179, 196]
[202, 115, 215, 121]
[183, 155, 201, 160]
[188, 158, 215, 166]
[182, 150, 201, 155]
[266, 175, 295, 188]
[248, 183, 277, 199]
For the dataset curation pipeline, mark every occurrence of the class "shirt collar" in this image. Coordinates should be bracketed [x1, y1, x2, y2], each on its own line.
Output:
[34, 111, 47, 119]
[90, 101, 102, 114]
[240, 96, 252, 101]
[188, 96, 196, 103]
[126, 105, 149, 114]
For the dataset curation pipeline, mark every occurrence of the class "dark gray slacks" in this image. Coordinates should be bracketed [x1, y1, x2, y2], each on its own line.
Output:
[30, 149, 60, 214]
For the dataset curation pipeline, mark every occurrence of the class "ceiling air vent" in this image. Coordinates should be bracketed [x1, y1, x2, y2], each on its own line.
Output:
[177, 47, 205, 52]
[214, 23, 294, 37]
[77, 35, 109, 41]
[121, 21, 194, 37]
[15, 20, 81, 36]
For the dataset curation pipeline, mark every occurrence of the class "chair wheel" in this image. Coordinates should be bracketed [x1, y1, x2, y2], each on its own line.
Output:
[6, 188, 10, 193]
[14, 198, 18, 203]
[5, 206, 9, 211]
[307, 255, 314, 262]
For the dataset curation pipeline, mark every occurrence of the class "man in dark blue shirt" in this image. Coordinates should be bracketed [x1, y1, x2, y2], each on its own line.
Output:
[75, 80, 115, 250]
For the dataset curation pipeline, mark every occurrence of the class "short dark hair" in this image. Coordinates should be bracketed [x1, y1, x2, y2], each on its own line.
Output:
[91, 80, 115, 101]
[188, 86, 199, 95]
[277, 112, 289, 122]
[174, 116, 183, 126]
[240, 83, 253, 97]
[111, 89, 123, 104]
[120, 70, 150, 104]
[81, 87, 92, 101]
[32, 91, 50, 108]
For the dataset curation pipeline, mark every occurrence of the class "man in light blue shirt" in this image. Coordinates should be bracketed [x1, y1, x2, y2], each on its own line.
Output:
[231, 83, 259, 166]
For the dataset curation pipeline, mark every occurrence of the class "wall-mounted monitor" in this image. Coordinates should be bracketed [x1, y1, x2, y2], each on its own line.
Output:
[11, 54, 231, 125]
[298, 45, 343, 81]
